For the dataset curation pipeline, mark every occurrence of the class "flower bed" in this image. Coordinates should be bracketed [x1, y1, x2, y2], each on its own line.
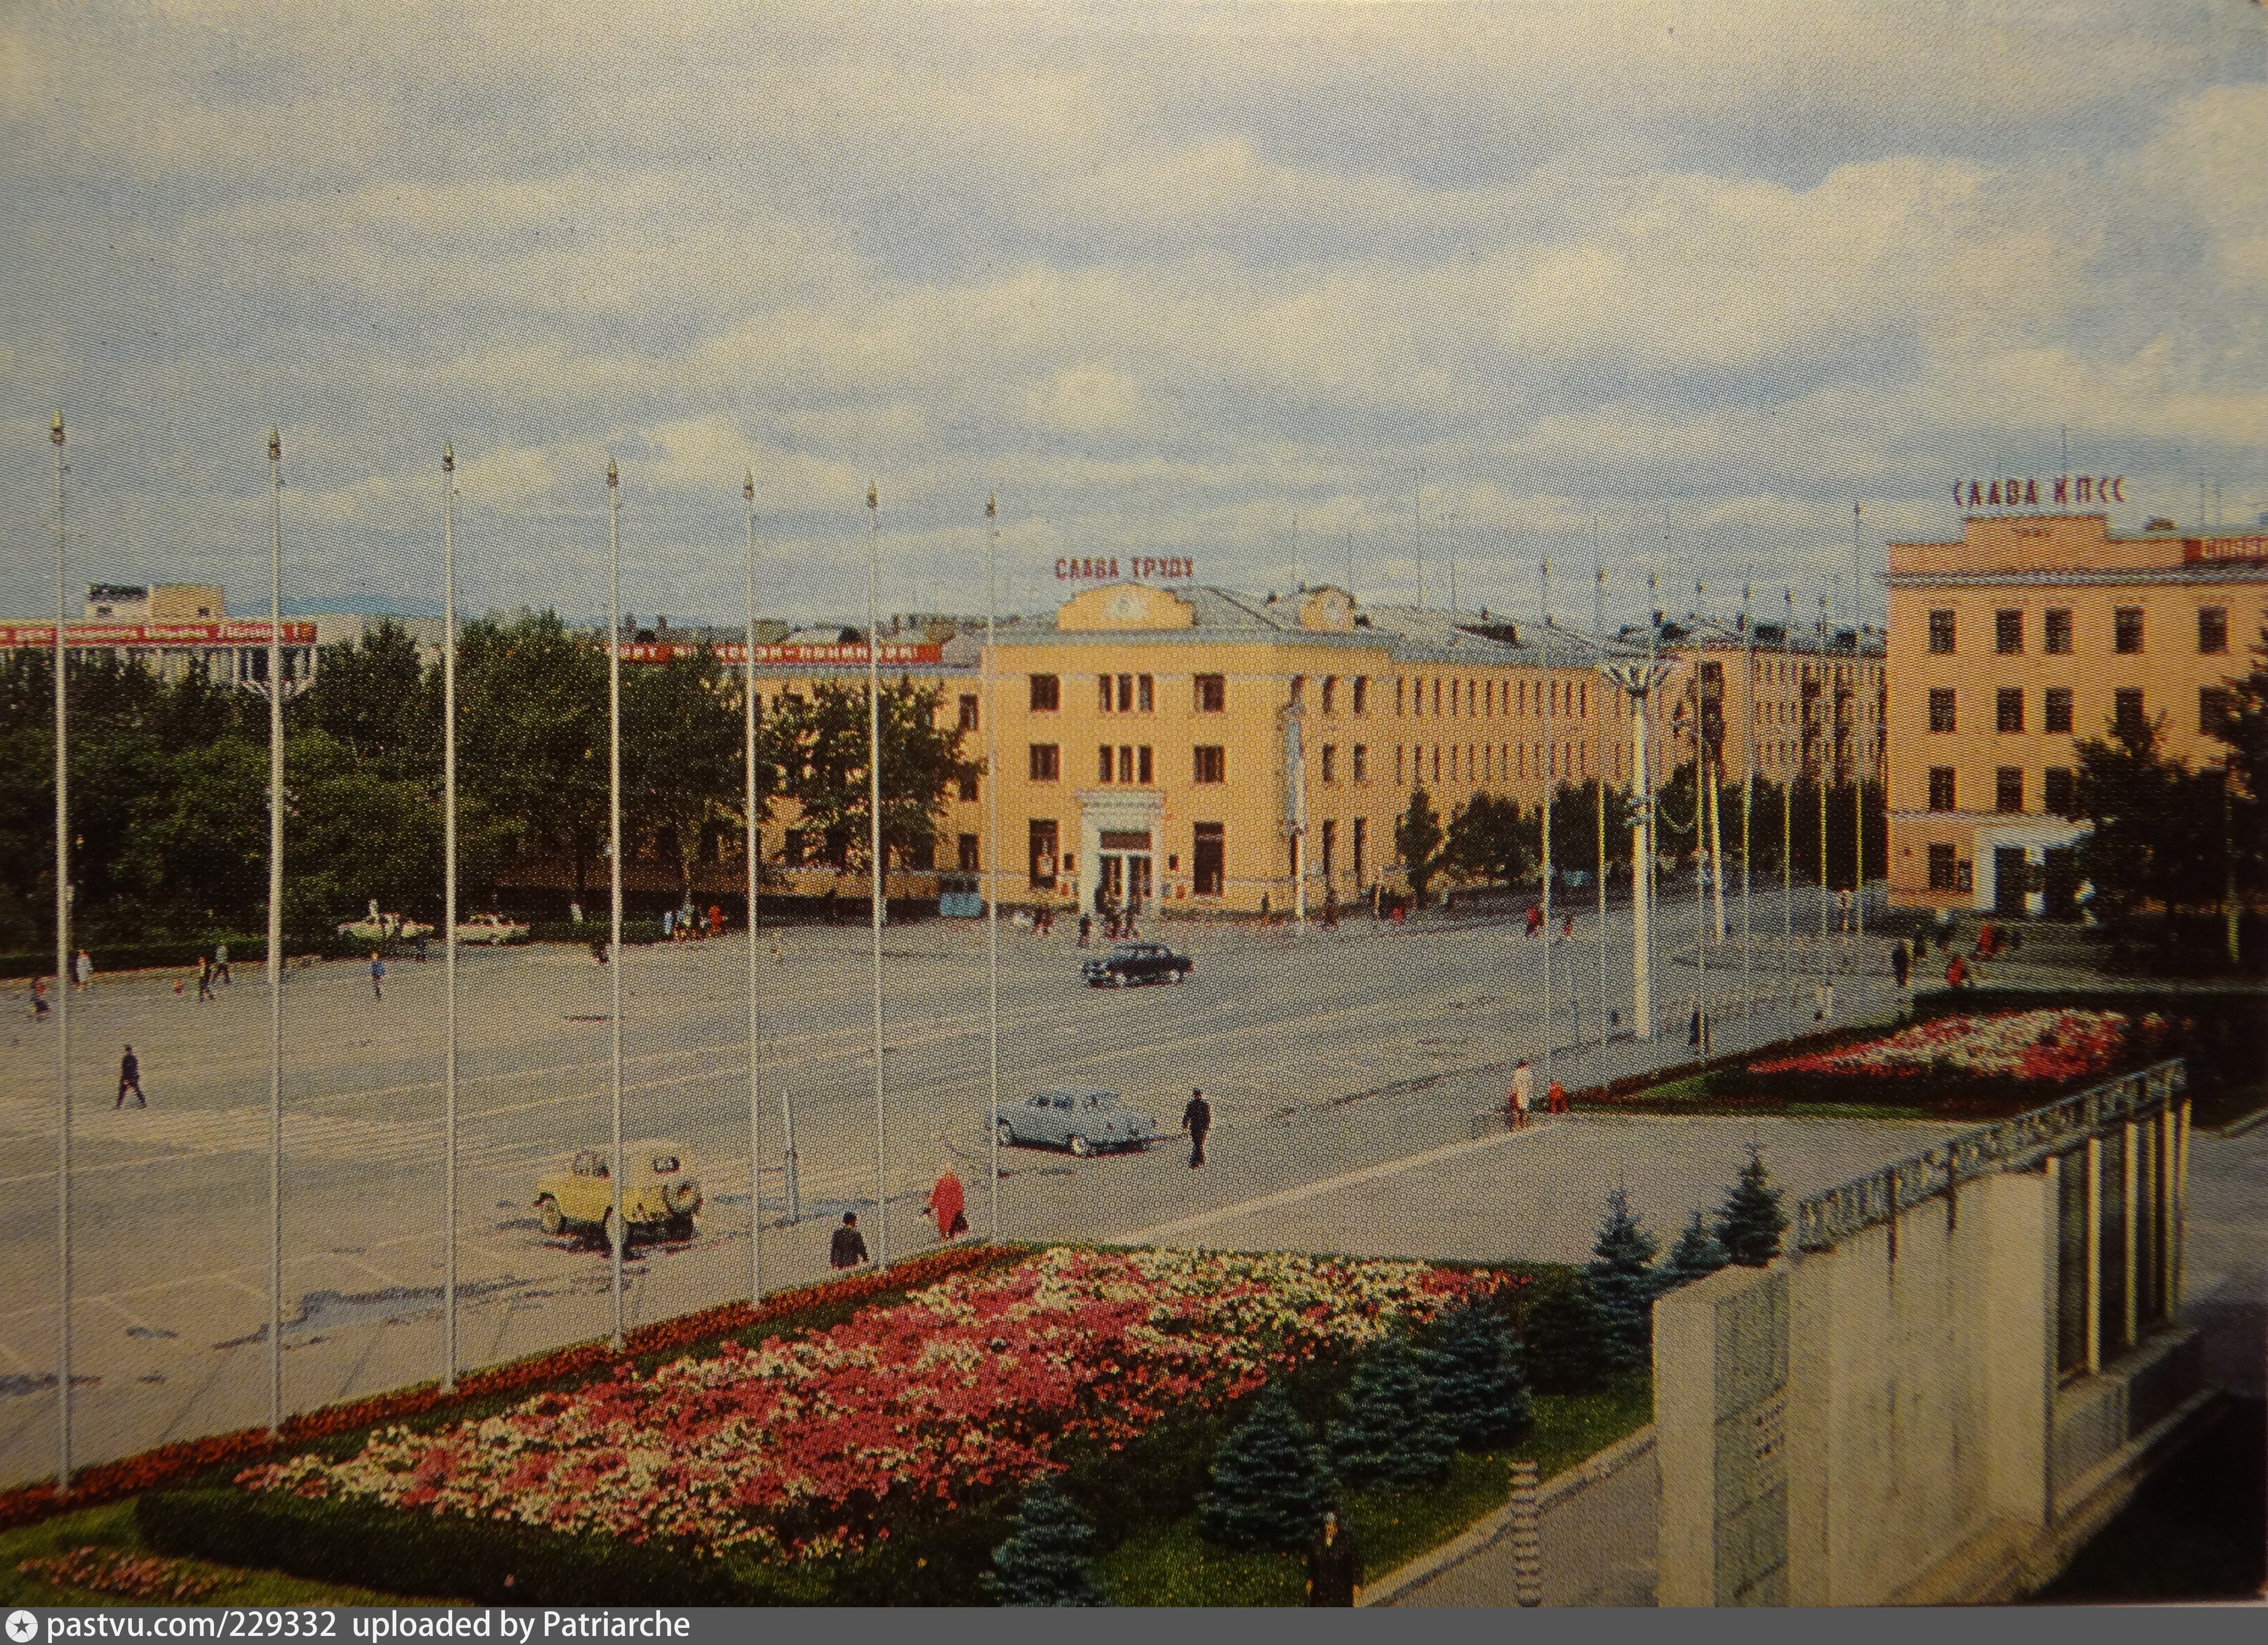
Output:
[240, 1248, 1489, 1568]
[16, 1545, 227, 1604]
[1748, 1009, 2162, 1085]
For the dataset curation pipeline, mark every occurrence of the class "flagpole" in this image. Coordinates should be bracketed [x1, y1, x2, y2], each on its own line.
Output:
[442, 442, 459, 1392]
[866, 482, 887, 1266]
[265, 427, 285, 1435]
[50, 412, 72, 1492]
[1540, 559, 1553, 1087]
[607, 459, 624, 1352]
[1817, 592, 1831, 1007]
[1741, 581, 1755, 1019]
[745, 470, 764, 1306]
[1851, 503, 1867, 948]
[985, 494, 1002, 1243]
[1594, 557, 1607, 1065]
[1782, 589, 1795, 1012]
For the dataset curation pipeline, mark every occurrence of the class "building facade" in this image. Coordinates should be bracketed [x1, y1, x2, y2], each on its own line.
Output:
[1, 583, 316, 689]
[1885, 513, 2268, 914]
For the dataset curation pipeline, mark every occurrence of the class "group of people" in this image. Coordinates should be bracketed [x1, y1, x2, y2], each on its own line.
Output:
[1076, 905, 1141, 946]
[1505, 1058, 1569, 1130]
[826, 1161, 973, 1270]
[660, 904, 727, 942]
[1522, 905, 1578, 941]
[1879, 918, 2020, 993]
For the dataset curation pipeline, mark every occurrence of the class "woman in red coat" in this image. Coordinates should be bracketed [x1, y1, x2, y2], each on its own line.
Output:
[925, 1166, 967, 1240]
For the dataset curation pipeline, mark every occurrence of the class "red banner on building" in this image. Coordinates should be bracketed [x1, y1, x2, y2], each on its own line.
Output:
[0, 620, 319, 648]
[616, 640, 947, 666]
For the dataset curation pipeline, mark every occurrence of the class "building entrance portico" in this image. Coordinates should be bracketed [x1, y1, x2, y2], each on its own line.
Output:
[1078, 790, 1162, 918]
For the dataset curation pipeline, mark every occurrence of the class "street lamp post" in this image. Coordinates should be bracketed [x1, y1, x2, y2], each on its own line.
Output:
[1599, 660, 1670, 1040]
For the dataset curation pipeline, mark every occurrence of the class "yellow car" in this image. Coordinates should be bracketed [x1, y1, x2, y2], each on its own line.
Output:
[534, 1139, 702, 1244]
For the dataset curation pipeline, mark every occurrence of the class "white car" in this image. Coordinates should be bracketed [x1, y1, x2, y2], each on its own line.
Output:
[455, 913, 530, 945]
[336, 912, 434, 942]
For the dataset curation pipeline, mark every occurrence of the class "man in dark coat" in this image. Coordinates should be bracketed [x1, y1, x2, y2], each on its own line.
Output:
[829, 1211, 869, 1269]
[1305, 1511, 1360, 1606]
[1181, 1088, 1211, 1169]
[1891, 940, 1911, 989]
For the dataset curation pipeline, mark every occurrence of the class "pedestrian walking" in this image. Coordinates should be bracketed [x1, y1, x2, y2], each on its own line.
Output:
[1547, 1076, 1569, 1115]
[1812, 980, 1836, 1021]
[829, 1211, 870, 1269]
[924, 1164, 968, 1241]
[1305, 1511, 1361, 1607]
[590, 936, 609, 965]
[370, 951, 386, 1001]
[1689, 1006, 1704, 1049]
[74, 949, 92, 992]
[1561, 910, 1575, 941]
[114, 1044, 145, 1108]
[29, 976, 50, 1021]
[1945, 953, 1970, 990]
[195, 955, 215, 1003]
[1891, 940, 1911, 990]
[1837, 887, 1853, 934]
[1509, 1059, 1533, 1131]
[1182, 1088, 1212, 1169]
[1525, 904, 1545, 938]
[1077, 913, 1092, 948]
[214, 942, 231, 985]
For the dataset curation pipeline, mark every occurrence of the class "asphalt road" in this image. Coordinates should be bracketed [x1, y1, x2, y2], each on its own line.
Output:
[0, 883, 1905, 1485]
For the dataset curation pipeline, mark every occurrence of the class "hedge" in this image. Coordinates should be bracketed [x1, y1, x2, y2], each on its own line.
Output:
[528, 919, 665, 947]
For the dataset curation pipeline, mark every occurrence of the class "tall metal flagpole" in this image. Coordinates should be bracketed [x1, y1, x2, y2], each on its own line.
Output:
[1539, 561, 1553, 1085]
[442, 443, 459, 1391]
[745, 470, 763, 1305]
[1412, 468, 1425, 611]
[985, 495, 1002, 1242]
[51, 411, 72, 1491]
[1701, 580, 1725, 944]
[1693, 658, 1707, 1052]
[866, 482, 888, 1266]
[1851, 503, 1867, 947]
[1594, 559, 1608, 1059]
[265, 428, 285, 1435]
[1741, 582, 1755, 1018]
[1782, 589, 1795, 1010]
[1817, 592, 1831, 1008]
[607, 460, 625, 1352]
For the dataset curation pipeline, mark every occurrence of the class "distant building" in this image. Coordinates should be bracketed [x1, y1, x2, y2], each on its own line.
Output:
[1885, 512, 2268, 915]
[1, 584, 315, 690]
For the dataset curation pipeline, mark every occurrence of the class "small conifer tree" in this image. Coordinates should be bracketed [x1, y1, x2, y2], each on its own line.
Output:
[1201, 1382, 1337, 1552]
[1586, 1186, 1662, 1370]
[1332, 1333, 1455, 1487]
[987, 1475, 1107, 1607]
[1660, 1210, 1729, 1291]
[1416, 1298, 1532, 1448]
[1519, 1275, 1615, 1395]
[1715, 1145, 1788, 1267]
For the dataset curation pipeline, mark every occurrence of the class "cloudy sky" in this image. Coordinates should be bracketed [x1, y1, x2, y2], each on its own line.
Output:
[2, 0, 2262, 630]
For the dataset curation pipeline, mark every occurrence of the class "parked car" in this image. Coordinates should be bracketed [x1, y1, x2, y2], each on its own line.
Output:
[994, 1088, 1160, 1156]
[533, 1139, 702, 1243]
[937, 873, 984, 919]
[455, 912, 530, 945]
[336, 912, 434, 942]
[1080, 941, 1194, 988]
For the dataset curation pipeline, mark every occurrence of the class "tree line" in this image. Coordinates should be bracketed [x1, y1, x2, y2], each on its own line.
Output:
[0, 615, 974, 953]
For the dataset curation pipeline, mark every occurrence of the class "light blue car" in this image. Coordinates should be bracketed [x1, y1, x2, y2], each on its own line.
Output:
[995, 1088, 1161, 1157]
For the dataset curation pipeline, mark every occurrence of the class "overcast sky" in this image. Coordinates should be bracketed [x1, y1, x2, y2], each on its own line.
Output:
[2, 0, 2262, 631]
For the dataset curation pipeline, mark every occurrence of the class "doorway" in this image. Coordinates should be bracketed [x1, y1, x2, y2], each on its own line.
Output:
[1994, 847, 2030, 919]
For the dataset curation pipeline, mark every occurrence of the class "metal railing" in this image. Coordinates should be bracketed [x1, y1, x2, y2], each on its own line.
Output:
[1794, 1058, 2186, 1252]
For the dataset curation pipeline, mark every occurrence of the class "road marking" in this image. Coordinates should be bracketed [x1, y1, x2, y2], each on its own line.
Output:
[1111, 1123, 1558, 1245]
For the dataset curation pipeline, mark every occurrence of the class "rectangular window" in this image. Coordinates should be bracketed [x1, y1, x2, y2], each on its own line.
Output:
[1320, 745, 1337, 784]
[2045, 609, 2073, 654]
[2056, 1151, 2090, 1377]
[1353, 676, 1368, 715]
[1995, 609, 2024, 654]
[1432, 746, 1442, 784]
[2201, 687, 2234, 735]
[1928, 767, 1956, 811]
[1997, 688, 2025, 734]
[782, 829, 810, 868]
[957, 694, 979, 731]
[1321, 677, 1337, 715]
[958, 772, 979, 802]
[2043, 688, 2073, 734]
[1138, 674, 1154, 712]
[1352, 816, 1367, 883]
[1194, 674, 1226, 713]
[1193, 745, 1226, 784]
[1929, 688, 1957, 733]
[1137, 745, 1153, 784]
[1099, 675, 1115, 713]
[1320, 817, 1336, 880]
[1029, 674, 1059, 712]
[1096, 745, 1113, 783]
[1995, 767, 2023, 813]
[1432, 679, 1441, 715]
[1352, 744, 1367, 783]
[1029, 743, 1060, 782]
[1028, 819, 1058, 888]
[957, 833, 980, 873]
[1928, 609, 1956, 654]
[2113, 607, 2143, 654]
[1192, 821, 1224, 896]
[2199, 606, 2229, 655]
[1927, 843, 1958, 891]
[2044, 767, 2077, 816]
[1122, 675, 1139, 712]
[2114, 688, 2145, 735]
[1396, 677, 1406, 716]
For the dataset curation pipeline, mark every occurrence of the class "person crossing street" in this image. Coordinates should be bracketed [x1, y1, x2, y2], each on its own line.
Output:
[115, 1044, 145, 1108]
[1182, 1088, 1212, 1168]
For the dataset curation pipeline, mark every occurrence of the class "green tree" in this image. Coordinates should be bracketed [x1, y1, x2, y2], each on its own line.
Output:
[1714, 1145, 1788, 1268]
[2208, 626, 2268, 905]
[1660, 1211, 1728, 1291]
[1551, 779, 1630, 877]
[622, 644, 746, 907]
[1331, 1333, 1453, 1488]
[1394, 785, 1446, 906]
[458, 612, 609, 905]
[1200, 1382, 1336, 1552]
[1513, 1273, 1615, 1396]
[119, 737, 270, 934]
[774, 676, 975, 902]
[986, 1476, 1106, 1607]
[2074, 715, 2221, 919]
[1415, 1297, 1531, 1448]
[1444, 791, 1529, 887]
[300, 622, 435, 777]
[1586, 1186, 1661, 1370]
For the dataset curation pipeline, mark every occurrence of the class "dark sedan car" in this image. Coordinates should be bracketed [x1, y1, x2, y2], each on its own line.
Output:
[1081, 941, 1193, 988]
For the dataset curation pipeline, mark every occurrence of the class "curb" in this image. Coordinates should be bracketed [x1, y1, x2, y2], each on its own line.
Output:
[1359, 1424, 1658, 1607]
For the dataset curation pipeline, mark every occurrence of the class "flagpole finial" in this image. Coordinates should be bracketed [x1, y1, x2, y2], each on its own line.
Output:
[268, 427, 281, 461]
[986, 494, 996, 519]
[744, 469, 755, 501]
[607, 458, 618, 488]
[867, 481, 877, 512]
[50, 411, 63, 445]
[443, 441, 454, 472]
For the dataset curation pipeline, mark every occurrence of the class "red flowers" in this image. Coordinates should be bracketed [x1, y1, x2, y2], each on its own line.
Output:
[1749, 1010, 2157, 1084]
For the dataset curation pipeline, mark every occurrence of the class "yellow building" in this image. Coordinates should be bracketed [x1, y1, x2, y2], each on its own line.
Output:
[1885, 512, 2268, 915]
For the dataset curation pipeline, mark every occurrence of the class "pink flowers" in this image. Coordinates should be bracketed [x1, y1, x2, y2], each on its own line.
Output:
[1751, 1009, 2160, 1084]
[17, 1546, 227, 1603]
[240, 1247, 1485, 1565]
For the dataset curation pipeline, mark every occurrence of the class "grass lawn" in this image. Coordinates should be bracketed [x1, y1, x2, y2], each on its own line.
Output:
[1101, 1374, 1652, 1607]
[0, 1503, 421, 1608]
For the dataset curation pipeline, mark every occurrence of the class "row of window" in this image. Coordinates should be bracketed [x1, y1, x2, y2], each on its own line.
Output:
[1018, 671, 1595, 719]
[1024, 738, 1603, 789]
[1927, 686, 2236, 738]
[1926, 605, 2229, 657]
[1925, 765, 2079, 816]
